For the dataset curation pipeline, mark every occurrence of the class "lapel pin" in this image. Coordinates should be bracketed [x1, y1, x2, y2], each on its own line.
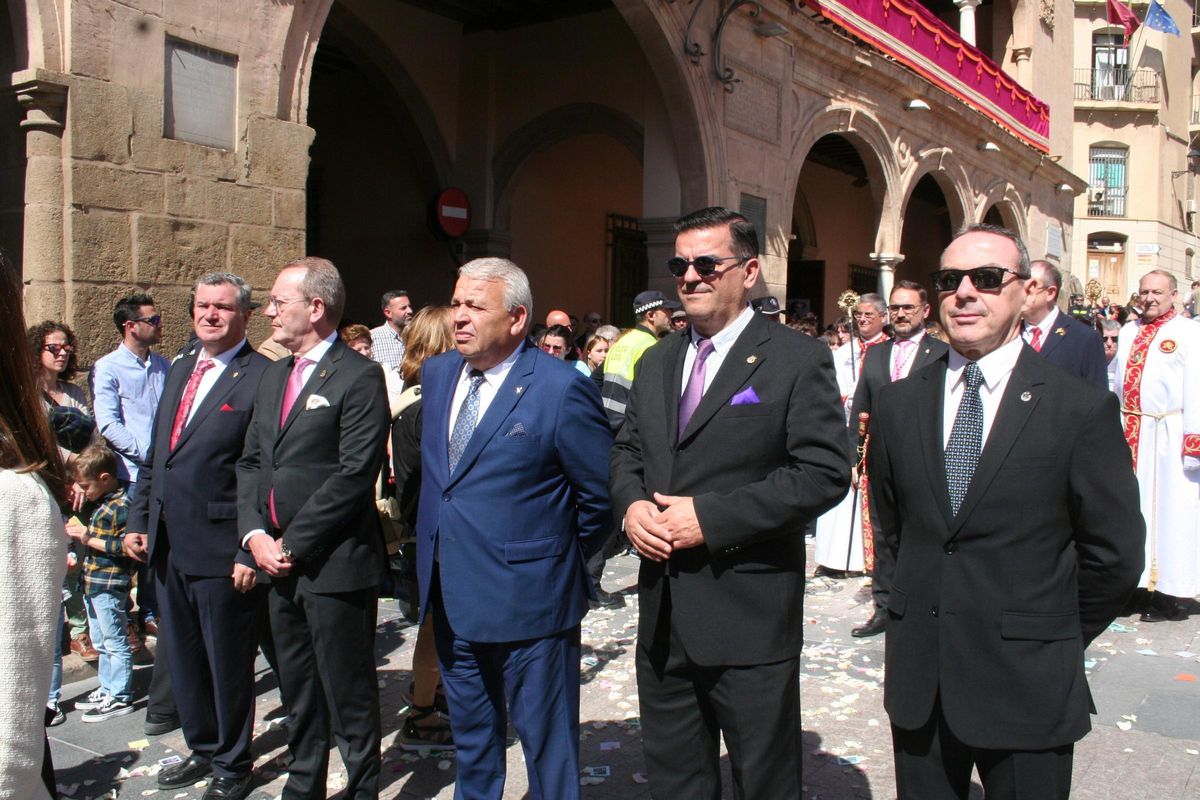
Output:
[232, 371, 239, 378]
[1020, 391, 1032, 402]
[746, 355, 758, 364]
[1054, 327, 1066, 336]
[319, 369, 327, 378]
[515, 386, 524, 394]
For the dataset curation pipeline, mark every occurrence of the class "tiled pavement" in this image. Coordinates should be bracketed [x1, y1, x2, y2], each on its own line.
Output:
[49, 546, 1200, 799]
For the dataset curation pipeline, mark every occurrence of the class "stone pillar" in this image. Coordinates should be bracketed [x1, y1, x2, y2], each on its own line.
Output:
[459, 229, 513, 262]
[954, 0, 981, 46]
[640, 216, 679, 298]
[13, 71, 69, 323]
[871, 252, 904, 300]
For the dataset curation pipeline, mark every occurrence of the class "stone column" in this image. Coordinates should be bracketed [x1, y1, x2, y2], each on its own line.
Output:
[954, 0, 981, 46]
[459, 229, 513, 262]
[871, 252, 904, 299]
[13, 71, 68, 323]
[640, 217, 679, 298]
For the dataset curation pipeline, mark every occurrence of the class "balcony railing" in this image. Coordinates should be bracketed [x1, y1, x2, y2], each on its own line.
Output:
[1087, 184, 1127, 217]
[1074, 68, 1160, 103]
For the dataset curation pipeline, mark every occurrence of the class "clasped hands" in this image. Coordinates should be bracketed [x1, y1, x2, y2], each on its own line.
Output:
[247, 533, 293, 579]
[624, 493, 704, 562]
[120, 532, 260, 593]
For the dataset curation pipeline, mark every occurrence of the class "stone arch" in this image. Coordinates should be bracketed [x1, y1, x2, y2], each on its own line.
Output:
[11, 0, 64, 72]
[786, 105, 899, 254]
[792, 186, 818, 255]
[276, 0, 334, 123]
[493, 103, 643, 230]
[896, 148, 971, 242]
[977, 180, 1028, 239]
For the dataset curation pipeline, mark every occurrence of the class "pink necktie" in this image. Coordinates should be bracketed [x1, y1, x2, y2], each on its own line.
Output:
[271, 356, 311, 529]
[679, 338, 714, 437]
[169, 359, 214, 450]
[891, 340, 912, 382]
[1029, 327, 1043, 352]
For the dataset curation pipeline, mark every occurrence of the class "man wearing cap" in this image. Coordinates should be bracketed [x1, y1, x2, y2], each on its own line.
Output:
[751, 295, 784, 322]
[669, 303, 689, 332]
[600, 291, 672, 432]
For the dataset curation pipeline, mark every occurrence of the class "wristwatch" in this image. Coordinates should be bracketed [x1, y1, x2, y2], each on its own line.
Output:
[279, 541, 295, 561]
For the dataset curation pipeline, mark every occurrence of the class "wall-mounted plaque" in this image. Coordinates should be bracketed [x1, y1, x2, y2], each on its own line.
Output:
[164, 38, 237, 151]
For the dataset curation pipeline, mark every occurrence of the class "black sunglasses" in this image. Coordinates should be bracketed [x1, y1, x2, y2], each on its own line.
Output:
[666, 255, 746, 278]
[43, 343, 75, 356]
[132, 314, 162, 327]
[931, 266, 1025, 293]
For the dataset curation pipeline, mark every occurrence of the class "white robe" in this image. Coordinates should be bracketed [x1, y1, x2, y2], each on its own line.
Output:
[1115, 313, 1200, 597]
[814, 337, 879, 572]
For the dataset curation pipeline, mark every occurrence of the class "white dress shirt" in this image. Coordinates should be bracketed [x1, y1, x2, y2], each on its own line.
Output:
[1022, 305, 1059, 347]
[448, 345, 522, 438]
[942, 335, 1024, 449]
[680, 304, 756, 396]
[889, 330, 926, 381]
[182, 339, 246, 425]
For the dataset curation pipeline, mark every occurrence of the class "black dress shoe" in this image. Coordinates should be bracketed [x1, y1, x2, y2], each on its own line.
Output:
[202, 774, 253, 800]
[595, 589, 626, 609]
[158, 755, 213, 789]
[852, 613, 887, 638]
[145, 711, 181, 736]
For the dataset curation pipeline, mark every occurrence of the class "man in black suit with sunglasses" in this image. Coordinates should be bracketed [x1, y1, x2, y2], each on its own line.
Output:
[867, 224, 1143, 800]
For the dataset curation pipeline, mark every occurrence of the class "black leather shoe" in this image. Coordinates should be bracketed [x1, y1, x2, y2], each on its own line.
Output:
[202, 774, 253, 800]
[852, 613, 887, 638]
[158, 755, 213, 789]
[145, 711, 181, 736]
[595, 589, 626, 609]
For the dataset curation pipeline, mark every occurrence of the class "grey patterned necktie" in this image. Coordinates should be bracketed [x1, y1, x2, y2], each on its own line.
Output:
[945, 362, 984, 516]
[448, 369, 485, 473]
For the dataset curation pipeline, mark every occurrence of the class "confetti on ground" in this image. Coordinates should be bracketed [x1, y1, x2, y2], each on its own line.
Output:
[1117, 721, 1133, 731]
[1136, 649, 1158, 656]
[837, 755, 865, 766]
[600, 741, 621, 751]
[127, 739, 151, 751]
[632, 772, 649, 784]
[1175, 673, 1197, 682]
[1108, 622, 1135, 632]
[158, 756, 182, 767]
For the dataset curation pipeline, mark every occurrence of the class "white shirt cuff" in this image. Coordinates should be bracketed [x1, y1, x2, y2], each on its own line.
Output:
[241, 529, 268, 549]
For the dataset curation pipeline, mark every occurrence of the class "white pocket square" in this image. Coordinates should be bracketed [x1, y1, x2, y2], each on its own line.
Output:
[305, 394, 330, 410]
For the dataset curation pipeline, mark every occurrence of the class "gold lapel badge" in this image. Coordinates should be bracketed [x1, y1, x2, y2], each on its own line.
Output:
[1020, 391, 1032, 402]
[319, 369, 328, 378]
[231, 371, 239, 378]
[746, 355, 758, 364]
[1054, 327, 1066, 336]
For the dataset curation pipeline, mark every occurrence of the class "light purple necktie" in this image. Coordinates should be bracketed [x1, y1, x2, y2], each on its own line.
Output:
[679, 338, 714, 437]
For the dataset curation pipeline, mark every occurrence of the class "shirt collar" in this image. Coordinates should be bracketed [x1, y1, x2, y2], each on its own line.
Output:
[947, 334, 1023, 392]
[195, 338, 246, 368]
[118, 342, 154, 367]
[462, 343, 522, 387]
[691, 304, 755, 355]
[1025, 306, 1059, 338]
[896, 329, 925, 346]
[296, 331, 338, 365]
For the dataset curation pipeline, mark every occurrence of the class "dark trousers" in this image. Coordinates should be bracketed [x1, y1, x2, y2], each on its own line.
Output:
[892, 697, 1073, 800]
[871, 537, 896, 612]
[636, 622, 802, 800]
[585, 526, 626, 585]
[157, 558, 264, 777]
[431, 577, 582, 800]
[269, 579, 380, 800]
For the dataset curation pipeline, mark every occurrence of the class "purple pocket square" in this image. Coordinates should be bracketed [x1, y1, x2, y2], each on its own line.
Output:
[730, 387, 760, 406]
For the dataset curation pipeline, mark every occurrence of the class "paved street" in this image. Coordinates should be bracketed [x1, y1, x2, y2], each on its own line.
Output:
[50, 545, 1200, 799]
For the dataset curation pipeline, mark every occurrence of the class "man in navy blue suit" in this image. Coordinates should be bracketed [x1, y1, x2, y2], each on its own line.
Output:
[127, 273, 269, 800]
[416, 258, 613, 800]
[1021, 260, 1108, 389]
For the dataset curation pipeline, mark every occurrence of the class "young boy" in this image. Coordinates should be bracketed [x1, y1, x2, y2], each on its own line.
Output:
[66, 444, 136, 722]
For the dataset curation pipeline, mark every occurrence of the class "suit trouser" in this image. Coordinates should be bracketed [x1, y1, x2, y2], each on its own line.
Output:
[430, 575, 581, 800]
[156, 557, 263, 777]
[891, 696, 1073, 800]
[870, 537, 896, 613]
[636, 613, 802, 800]
[269, 579, 380, 800]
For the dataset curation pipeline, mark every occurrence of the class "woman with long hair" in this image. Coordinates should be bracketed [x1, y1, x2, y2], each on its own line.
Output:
[390, 306, 455, 749]
[0, 247, 68, 800]
[28, 320, 96, 469]
[575, 333, 610, 378]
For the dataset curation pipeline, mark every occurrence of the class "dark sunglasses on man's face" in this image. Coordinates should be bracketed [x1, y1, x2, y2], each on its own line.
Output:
[930, 266, 1024, 293]
[1102, 335, 1120, 342]
[666, 255, 746, 278]
[132, 315, 162, 327]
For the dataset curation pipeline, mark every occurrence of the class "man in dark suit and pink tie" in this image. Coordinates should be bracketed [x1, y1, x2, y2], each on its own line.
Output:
[127, 273, 269, 800]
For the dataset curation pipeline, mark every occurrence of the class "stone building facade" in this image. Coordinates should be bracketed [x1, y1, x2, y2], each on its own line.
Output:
[2, 0, 1084, 362]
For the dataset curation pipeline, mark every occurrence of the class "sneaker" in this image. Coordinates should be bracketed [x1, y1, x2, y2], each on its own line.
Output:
[47, 703, 66, 727]
[81, 697, 134, 723]
[74, 688, 109, 711]
[398, 707, 455, 751]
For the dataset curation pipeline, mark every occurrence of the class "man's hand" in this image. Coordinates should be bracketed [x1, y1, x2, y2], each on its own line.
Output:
[248, 534, 292, 577]
[624, 499, 673, 562]
[652, 492, 705, 551]
[124, 533, 149, 563]
[231, 563, 258, 593]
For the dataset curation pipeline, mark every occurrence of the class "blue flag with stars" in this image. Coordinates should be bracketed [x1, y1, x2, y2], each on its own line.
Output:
[1144, 0, 1181, 35]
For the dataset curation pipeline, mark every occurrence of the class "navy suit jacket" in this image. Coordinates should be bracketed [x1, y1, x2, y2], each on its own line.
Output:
[129, 341, 268, 577]
[416, 344, 613, 643]
[1030, 310, 1108, 390]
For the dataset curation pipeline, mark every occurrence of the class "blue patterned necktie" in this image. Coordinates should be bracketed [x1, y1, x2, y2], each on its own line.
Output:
[448, 369, 485, 473]
[945, 362, 984, 516]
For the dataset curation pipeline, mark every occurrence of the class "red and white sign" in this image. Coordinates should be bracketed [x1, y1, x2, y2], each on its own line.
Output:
[436, 188, 471, 238]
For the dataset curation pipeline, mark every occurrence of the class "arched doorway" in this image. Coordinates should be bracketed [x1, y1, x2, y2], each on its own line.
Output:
[789, 134, 884, 324]
[897, 174, 954, 290]
[0, 1, 26, 268]
[305, 15, 453, 326]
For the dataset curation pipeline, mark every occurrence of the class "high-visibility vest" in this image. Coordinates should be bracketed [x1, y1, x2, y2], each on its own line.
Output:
[600, 325, 657, 430]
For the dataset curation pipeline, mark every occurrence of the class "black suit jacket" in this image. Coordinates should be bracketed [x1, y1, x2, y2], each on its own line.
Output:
[867, 346, 1144, 750]
[129, 341, 268, 576]
[849, 334, 949, 456]
[1030, 311, 1108, 390]
[237, 338, 391, 593]
[610, 314, 851, 666]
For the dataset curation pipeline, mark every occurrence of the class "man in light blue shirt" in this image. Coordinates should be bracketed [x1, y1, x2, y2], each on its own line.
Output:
[90, 293, 169, 485]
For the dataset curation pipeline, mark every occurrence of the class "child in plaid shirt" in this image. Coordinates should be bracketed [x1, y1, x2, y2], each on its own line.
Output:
[65, 444, 136, 722]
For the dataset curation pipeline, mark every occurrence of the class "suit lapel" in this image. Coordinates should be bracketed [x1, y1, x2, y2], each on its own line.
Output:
[911, 338, 942, 372]
[446, 345, 536, 487]
[948, 348, 1044, 536]
[277, 340, 343, 441]
[1037, 315, 1067, 359]
[917, 355, 953, 529]
[159, 350, 195, 445]
[173, 342, 254, 452]
[660, 333, 687, 445]
[678, 315, 769, 445]
[431, 354, 462, 481]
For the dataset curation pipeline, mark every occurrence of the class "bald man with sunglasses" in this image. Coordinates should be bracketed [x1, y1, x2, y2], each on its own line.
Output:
[867, 224, 1143, 800]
